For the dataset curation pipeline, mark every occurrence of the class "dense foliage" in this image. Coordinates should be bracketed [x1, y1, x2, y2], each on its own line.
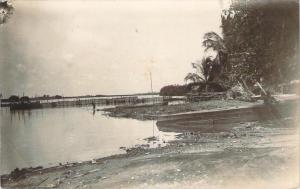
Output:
[221, 0, 299, 87]
[159, 82, 226, 96]
[162, 0, 299, 96]
[159, 85, 189, 96]
[8, 95, 19, 102]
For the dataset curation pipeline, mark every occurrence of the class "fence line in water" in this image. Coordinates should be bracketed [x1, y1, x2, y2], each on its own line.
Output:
[41, 96, 165, 108]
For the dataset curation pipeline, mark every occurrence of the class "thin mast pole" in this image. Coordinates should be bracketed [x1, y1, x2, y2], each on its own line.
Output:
[149, 71, 155, 138]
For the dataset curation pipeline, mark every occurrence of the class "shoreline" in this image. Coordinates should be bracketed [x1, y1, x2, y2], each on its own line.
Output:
[1, 97, 299, 188]
[102, 99, 263, 120]
[1, 119, 298, 188]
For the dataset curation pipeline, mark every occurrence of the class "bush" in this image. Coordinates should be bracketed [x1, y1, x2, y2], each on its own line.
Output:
[20, 96, 30, 102]
[159, 85, 189, 96]
[187, 82, 227, 93]
[160, 82, 227, 96]
[8, 95, 19, 102]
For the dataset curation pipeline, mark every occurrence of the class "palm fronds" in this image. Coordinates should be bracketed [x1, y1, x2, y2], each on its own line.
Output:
[202, 32, 226, 52]
[184, 73, 204, 83]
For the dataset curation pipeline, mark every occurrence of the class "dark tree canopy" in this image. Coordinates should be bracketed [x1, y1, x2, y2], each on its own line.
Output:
[221, 0, 299, 87]
[20, 96, 30, 102]
[159, 85, 189, 96]
[8, 95, 19, 102]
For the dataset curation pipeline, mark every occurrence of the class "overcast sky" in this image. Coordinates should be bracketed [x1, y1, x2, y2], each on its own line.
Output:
[0, 0, 226, 97]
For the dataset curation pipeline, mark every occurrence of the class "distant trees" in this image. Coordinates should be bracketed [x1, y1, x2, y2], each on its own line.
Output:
[7, 95, 30, 103]
[159, 85, 189, 96]
[20, 96, 30, 102]
[54, 95, 63, 99]
[5, 94, 64, 102]
[8, 95, 19, 102]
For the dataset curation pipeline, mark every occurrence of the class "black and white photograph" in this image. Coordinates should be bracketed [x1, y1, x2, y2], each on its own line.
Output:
[0, 0, 299, 188]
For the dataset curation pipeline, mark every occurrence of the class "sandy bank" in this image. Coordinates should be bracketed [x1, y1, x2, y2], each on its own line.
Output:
[102, 99, 263, 120]
[1, 119, 299, 189]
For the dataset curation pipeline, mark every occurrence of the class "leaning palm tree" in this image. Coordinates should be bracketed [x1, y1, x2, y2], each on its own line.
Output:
[202, 32, 228, 77]
[202, 32, 226, 52]
[203, 31, 254, 97]
[184, 57, 214, 92]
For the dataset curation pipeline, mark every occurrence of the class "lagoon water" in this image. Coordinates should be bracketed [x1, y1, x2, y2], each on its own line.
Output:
[0, 106, 177, 174]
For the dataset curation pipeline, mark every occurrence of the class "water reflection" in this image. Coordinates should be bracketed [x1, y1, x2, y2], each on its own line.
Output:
[0, 107, 177, 174]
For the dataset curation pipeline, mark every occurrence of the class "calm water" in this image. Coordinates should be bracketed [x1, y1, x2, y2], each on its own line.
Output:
[0, 107, 177, 174]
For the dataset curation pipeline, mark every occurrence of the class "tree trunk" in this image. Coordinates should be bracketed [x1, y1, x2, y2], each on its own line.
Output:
[240, 78, 254, 96]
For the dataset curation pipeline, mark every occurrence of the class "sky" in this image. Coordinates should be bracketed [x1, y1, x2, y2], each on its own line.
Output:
[0, 0, 226, 97]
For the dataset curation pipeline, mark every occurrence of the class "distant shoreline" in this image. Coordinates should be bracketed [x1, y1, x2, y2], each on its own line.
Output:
[1, 92, 159, 101]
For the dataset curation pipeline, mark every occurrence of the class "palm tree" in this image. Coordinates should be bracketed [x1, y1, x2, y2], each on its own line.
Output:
[203, 31, 254, 95]
[202, 32, 226, 52]
[202, 32, 228, 79]
[184, 57, 214, 92]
